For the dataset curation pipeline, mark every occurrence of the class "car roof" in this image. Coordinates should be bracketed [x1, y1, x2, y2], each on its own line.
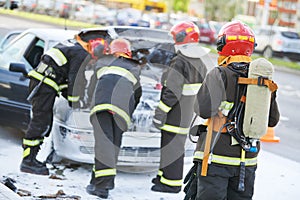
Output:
[257, 25, 297, 32]
[79, 26, 173, 43]
[16, 28, 78, 44]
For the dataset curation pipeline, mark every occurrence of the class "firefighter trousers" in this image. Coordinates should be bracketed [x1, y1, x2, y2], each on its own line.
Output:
[158, 129, 187, 187]
[90, 111, 123, 189]
[26, 79, 57, 140]
[195, 162, 256, 200]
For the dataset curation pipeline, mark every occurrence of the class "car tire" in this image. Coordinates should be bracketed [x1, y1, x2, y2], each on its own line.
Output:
[263, 46, 273, 59]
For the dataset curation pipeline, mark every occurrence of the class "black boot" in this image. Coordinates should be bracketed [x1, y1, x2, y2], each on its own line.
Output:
[151, 182, 181, 193]
[151, 175, 160, 184]
[20, 145, 49, 175]
[86, 184, 109, 199]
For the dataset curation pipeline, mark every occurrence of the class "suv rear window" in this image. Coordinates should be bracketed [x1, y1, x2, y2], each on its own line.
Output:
[281, 31, 300, 39]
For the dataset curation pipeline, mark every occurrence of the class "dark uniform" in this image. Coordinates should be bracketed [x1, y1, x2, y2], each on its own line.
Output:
[151, 21, 209, 193]
[152, 50, 207, 191]
[88, 55, 142, 191]
[183, 21, 280, 200]
[190, 64, 280, 199]
[21, 40, 91, 175]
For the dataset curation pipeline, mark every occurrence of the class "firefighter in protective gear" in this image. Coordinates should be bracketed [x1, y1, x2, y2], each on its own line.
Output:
[20, 37, 105, 176]
[183, 21, 280, 200]
[86, 38, 142, 199]
[151, 21, 209, 193]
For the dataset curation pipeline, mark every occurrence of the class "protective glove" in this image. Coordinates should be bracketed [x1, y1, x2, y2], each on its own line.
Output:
[152, 107, 167, 129]
[183, 163, 198, 200]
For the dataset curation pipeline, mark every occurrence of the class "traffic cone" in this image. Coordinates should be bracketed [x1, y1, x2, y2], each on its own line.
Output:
[260, 127, 280, 142]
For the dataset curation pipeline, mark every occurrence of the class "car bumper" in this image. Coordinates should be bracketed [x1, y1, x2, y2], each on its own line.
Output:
[52, 119, 195, 166]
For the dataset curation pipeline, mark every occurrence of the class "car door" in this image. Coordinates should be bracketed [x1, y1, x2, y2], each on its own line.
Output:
[0, 32, 45, 129]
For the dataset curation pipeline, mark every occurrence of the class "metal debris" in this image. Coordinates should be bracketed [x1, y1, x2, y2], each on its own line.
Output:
[34, 189, 81, 199]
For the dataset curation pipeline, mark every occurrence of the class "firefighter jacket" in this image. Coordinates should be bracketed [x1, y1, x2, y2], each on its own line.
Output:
[193, 65, 280, 166]
[155, 51, 207, 134]
[27, 40, 91, 107]
[90, 56, 142, 131]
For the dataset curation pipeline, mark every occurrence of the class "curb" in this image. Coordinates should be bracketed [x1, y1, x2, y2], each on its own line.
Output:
[0, 183, 23, 200]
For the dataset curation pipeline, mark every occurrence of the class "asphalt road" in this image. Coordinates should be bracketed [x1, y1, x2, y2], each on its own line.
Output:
[1, 14, 300, 164]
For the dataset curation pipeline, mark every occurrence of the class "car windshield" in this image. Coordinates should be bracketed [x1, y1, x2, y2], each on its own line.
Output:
[281, 31, 300, 39]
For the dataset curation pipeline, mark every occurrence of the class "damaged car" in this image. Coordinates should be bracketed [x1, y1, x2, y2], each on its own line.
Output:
[47, 26, 197, 167]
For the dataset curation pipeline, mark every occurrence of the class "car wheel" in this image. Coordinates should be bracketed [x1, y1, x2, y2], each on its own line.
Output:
[263, 46, 273, 59]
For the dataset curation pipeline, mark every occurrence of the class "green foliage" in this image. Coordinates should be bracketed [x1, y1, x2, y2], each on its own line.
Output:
[204, 0, 237, 21]
[173, 0, 190, 12]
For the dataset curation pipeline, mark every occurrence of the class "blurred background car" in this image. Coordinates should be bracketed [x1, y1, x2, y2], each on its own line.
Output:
[116, 8, 150, 27]
[254, 25, 300, 61]
[193, 19, 216, 44]
[0, 0, 18, 9]
[72, 3, 115, 25]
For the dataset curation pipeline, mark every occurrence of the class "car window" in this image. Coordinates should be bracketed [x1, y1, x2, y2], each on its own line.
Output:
[281, 31, 300, 39]
[0, 33, 35, 70]
[24, 39, 45, 68]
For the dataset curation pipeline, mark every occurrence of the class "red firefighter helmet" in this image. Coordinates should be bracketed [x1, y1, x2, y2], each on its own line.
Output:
[88, 38, 109, 59]
[109, 38, 132, 58]
[216, 21, 256, 57]
[170, 21, 200, 45]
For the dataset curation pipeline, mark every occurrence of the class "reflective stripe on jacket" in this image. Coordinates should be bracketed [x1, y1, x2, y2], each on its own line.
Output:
[91, 56, 142, 131]
[158, 52, 207, 134]
[193, 150, 257, 166]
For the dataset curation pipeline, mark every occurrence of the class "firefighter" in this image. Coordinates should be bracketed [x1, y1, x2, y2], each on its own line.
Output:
[151, 21, 209, 193]
[20, 36, 106, 176]
[86, 38, 142, 199]
[183, 21, 280, 200]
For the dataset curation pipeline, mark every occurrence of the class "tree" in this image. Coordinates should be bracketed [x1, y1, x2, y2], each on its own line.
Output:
[204, 0, 237, 21]
[173, 0, 190, 13]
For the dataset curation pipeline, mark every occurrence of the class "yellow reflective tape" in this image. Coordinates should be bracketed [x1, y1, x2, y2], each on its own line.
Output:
[90, 104, 131, 127]
[158, 170, 163, 176]
[241, 149, 246, 162]
[161, 124, 189, 134]
[68, 96, 80, 102]
[23, 138, 43, 146]
[158, 101, 171, 113]
[23, 147, 30, 158]
[28, 70, 59, 92]
[249, 36, 255, 43]
[185, 27, 193, 33]
[238, 35, 248, 40]
[160, 176, 182, 187]
[182, 83, 202, 96]
[219, 101, 234, 111]
[45, 48, 67, 66]
[193, 151, 257, 166]
[227, 35, 237, 40]
[59, 84, 68, 90]
[94, 168, 117, 178]
[96, 66, 137, 85]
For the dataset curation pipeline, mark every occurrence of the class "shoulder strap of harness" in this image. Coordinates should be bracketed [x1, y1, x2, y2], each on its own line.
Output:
[238, 77, 278, 92]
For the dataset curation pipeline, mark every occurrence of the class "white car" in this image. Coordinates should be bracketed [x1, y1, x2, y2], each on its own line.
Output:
[48, 26, 197, 167]
[254, 26, 300, 61]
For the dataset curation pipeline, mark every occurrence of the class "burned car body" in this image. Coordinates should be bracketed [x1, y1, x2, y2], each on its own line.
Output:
[49, 26, 196, 166]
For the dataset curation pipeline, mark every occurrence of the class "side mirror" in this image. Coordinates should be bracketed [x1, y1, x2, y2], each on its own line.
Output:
[9, 62, 29, 76]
